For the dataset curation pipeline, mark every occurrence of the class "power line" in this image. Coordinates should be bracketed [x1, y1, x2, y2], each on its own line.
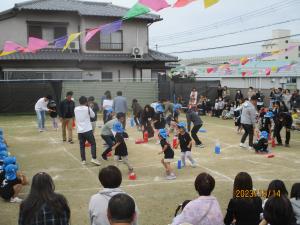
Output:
[155, 18, 300, 48]
[167, 34, 300, 54]
[151, 0, 299, 41]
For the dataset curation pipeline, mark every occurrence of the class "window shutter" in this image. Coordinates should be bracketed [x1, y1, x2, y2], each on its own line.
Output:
[28, 25, 42, 39]
[54, 27, 67, 39]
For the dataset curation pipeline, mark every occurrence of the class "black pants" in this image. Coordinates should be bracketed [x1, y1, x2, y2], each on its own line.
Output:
[274, 123, 291, 145]
[191, 124, 202, 145]
[78, 130, 96, 161]
[134, 111, 142, 126]
[101, 135, 115, 159]
[241, 124, 254, 147]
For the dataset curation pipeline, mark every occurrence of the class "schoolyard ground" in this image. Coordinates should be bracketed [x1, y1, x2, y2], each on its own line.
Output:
[0, 115, 299, 225]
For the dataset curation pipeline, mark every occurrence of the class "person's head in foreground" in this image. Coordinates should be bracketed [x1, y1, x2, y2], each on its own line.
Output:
[107, 194, 135, 225]
[99, 165, 122, 189]
[250, 95, 258, 106]
[266, 179, 288, 198]
[233, 172, 253, 198]
[263, 196, 296, 225]
[291, 183, 300, 200]
[79, 96, 88, 106]
[19, 172, 70, 225]
[194, 172, 215, 196]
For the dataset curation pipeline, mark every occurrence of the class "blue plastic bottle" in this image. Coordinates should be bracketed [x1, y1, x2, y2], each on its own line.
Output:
[177, 160, 182, 169]
[215, 142, 221, 154]
[130, 117, 135, 128]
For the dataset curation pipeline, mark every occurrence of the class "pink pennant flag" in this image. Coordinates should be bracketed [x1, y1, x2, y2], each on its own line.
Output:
[265, 68, 271, 76]
[247, 71, 253, 76]
[173, 0, 196, 7]
[84, 28, 100, 43]
[3, 41, 24, 52]
[242, 72, 247, 77]
[139, 0, 170, 11]
[207, 67, 217, 73]
[25, 37, 49, 53]
[240, 57, 249, 66]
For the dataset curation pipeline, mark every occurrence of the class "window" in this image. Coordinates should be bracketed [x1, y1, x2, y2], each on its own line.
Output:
[100, 31, 123, 50]
[102, 72, 113, 82]
[86, 30, 100, 51]
[54, 27, 67, 39]
[28, 25, 42, 39]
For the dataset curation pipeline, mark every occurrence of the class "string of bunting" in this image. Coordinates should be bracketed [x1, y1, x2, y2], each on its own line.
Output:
[0, 0, 220, 57]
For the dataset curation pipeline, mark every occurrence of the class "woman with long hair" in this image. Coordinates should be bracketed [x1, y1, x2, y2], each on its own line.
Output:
[19, 172, 70, 225]
[224, 172, 262, 225]
[141, 105, 155, 138]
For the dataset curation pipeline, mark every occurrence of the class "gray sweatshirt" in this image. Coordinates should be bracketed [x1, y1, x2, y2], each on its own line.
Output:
[89, 188, 139, 225]
[291, 198, 300, 224]
[113, 96, 128, 113]
[186, 111, 203, 131]
[241, 101, 257, 126]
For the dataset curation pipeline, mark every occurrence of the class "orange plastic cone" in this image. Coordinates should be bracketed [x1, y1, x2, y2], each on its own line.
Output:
[85, 141, 91, 147]
[106, 151, 112, 157]
[271, 138, 276, 148]
[129, 172, 136, 180]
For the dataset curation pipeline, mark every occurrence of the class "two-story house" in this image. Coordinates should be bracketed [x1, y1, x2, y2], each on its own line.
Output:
[0, 0, 178, 112]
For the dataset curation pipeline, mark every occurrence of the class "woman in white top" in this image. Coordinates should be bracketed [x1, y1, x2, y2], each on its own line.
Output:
[102, 92, 113, 124]
[34, 95, 53, 132]
[282, 89, 292, 110]
[190, 88, 198, 105]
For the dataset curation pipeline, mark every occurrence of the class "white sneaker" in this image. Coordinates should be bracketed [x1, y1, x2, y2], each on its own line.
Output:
[10, 197, 22, 203]
[155, 140, 160, 145]
[191, 163, 197, 168]
[91, 158, 101, 166]
[239, 143, 247, 148]
[81, 160, 86, 165]
[248, 147, 253, 150]
[166, 174, 176, 180]
[195, 144, 205, 148]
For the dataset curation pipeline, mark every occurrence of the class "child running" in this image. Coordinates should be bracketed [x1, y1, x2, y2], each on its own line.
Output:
[111, 121, 133, 173]
[158, 129, 176, 180]
[176, 122, 196, 168]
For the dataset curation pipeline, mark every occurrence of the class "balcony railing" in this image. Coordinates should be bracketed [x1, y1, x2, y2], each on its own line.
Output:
[100, 43, 123, 51]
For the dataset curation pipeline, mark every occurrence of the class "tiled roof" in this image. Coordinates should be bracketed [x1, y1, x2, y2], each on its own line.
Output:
[10, 0, 160, 21]
[0, 49, 178, 62]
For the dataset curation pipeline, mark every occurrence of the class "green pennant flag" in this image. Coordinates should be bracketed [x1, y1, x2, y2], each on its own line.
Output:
[123, 3, 151, 20]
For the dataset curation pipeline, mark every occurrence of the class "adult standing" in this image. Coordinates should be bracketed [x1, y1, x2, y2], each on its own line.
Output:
[240, 95, 257, 150]
[131, 99, 143, 130]
[100, 113, 125, 160]
[291, 90, 300, 109]
[100, 91, 111, 112]
[222, 86, 231, 102]
[217, 84, 223, 99]
[282, 89, 292, 110]
[190, 88, 198, 105]
[102, 92, 113, 124]
[59, 91, 75, 144]
[186, 106, 204, 148]
[247, 87, 256, 99]
[113, 91, 128, 129]
[274, 112, 293, 147]
[88, 96, 100, 133]
[235, 90, 244, 103]
[34, 95, 53, 132]
[75, 96, 101, 166]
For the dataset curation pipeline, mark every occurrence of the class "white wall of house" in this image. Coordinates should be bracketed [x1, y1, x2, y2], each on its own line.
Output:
[0, 11, 79, 47]
[80, 17, 149, 54]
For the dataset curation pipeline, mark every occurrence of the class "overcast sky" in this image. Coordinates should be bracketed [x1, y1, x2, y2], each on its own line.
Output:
[1, 0, 299, 59]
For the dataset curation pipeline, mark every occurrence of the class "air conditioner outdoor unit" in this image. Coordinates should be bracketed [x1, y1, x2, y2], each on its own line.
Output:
[132, 47, 143, 59]
[69, 41, 80, 50]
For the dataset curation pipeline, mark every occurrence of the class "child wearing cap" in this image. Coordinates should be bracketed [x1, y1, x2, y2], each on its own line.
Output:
[158, 129, 176, 180]
[259, 111, 274, 136]
[176, 122, 196, 168]
[111, 121, 133, 173]
[253, 131, 269, 154]
[153, 104, 166, 144]
[0, 157, 28, 203]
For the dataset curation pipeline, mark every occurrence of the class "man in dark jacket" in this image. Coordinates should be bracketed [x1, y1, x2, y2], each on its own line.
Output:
[59, 91, 75, 143]
[186, 106, 204, 148]
[274, 112, 293, 147]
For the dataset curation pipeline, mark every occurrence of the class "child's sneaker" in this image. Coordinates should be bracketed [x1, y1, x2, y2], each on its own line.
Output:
[248, 146, 253, 151]
[81, 160, 86, 165]
[155, 140, 160, 145]
[239, 143, 247, 148]
[10, 197, 22, 203]
[91, 158, 101, 166]
[191, 163, 197, 168]
[166, 173, 176, 180]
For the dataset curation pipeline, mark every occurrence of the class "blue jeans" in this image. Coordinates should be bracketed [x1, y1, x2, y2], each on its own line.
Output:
[36, 110, 45, 130]
[101, 135, 115, 159]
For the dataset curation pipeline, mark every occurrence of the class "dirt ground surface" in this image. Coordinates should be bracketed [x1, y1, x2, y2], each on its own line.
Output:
[0, 115, 299, 225]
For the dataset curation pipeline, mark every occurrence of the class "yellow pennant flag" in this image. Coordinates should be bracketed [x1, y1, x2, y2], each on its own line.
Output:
[271, 66, 278, 72]
[0, 50, 16, 57]
[63, 32, 81, 51]
[204, 0, 219, 8]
